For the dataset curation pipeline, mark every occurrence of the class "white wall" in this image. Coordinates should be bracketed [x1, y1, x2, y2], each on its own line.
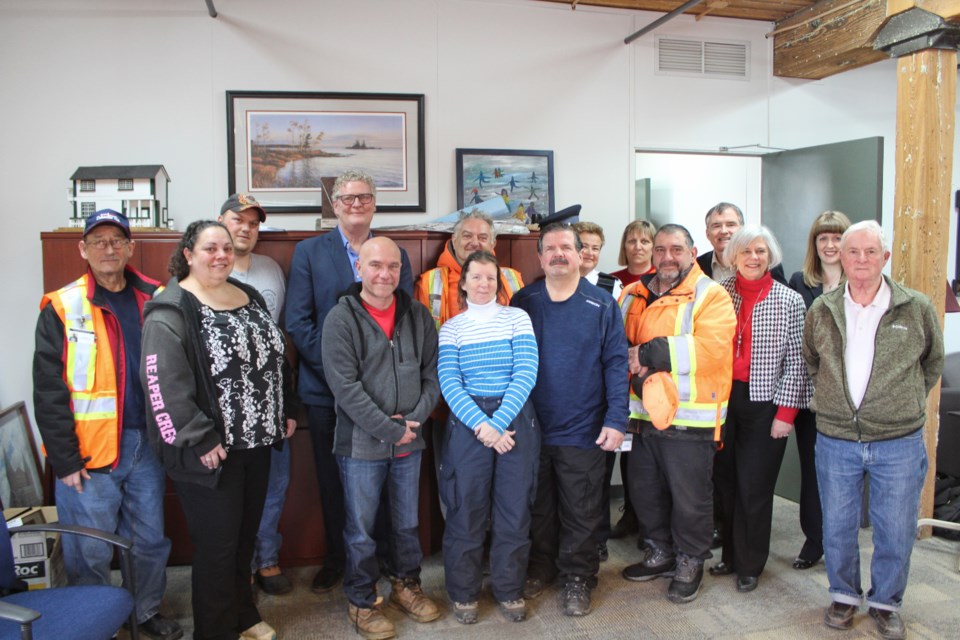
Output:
[635, 152, 762, 252]
[1, 0, 958, 428]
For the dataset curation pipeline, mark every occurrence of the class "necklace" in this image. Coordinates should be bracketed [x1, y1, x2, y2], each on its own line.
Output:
[735, 284, 767, 358]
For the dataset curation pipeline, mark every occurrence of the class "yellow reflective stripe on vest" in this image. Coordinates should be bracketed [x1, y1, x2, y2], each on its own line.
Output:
[630, 400, 727, 428]
[60, 281, 98, 392]
[500, 268, 522, 295]
[426, 268, 446, 329]
[619, 293, 636, 324]
[72, 393, 118, 420]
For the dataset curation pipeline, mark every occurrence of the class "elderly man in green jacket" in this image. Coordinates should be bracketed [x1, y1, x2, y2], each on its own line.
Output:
[803, 220, 943, 640]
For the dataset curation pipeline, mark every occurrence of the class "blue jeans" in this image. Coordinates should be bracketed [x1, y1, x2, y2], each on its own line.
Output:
[816, 430, 927, 611]
[253, 444, 290, 569]
[55, 428, 170, 623]
[338, 451, 422, 608]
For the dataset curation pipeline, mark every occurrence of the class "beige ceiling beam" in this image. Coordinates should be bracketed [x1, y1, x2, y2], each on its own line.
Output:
[887, 0, 960, 18]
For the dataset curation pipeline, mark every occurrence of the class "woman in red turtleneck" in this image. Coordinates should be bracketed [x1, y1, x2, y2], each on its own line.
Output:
[709, 225, 812, 594]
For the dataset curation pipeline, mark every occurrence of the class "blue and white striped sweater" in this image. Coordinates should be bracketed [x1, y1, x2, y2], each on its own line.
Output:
[438, 303, 537, 433]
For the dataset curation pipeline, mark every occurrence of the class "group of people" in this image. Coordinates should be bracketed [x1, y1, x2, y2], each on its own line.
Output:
[31, 170, 943, 640]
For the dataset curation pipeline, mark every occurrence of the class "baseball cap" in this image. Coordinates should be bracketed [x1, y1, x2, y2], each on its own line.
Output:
[83, 209, 131, 239]
[221, 193, 266, 222]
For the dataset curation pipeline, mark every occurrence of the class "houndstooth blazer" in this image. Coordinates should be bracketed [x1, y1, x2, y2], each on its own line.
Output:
[721, 277, 812, 409]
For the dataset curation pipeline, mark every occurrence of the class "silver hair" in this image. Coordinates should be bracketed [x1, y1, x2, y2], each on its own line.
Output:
[723, 224, 783, 270]
[452, 209, 497, 241]
[332, 170, 377, 200]
[841, 219, 889, 253]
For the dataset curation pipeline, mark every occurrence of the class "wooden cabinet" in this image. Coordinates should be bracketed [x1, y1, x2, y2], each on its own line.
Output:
[40, 228, 542, 566]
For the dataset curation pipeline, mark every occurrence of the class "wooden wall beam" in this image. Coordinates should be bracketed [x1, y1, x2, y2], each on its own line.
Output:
[889, 48, 955, 534]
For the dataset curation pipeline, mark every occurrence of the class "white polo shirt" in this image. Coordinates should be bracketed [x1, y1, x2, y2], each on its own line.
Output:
[843, 278, 891, 408]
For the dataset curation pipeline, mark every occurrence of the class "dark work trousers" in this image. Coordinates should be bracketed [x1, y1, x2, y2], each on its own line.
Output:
[527, 443, 605, 586]
[598, 450, 635, 542]
[173, 446, 270, 640]
[430, 404, 450, 519]
[440, 397, 540, 603]
[793, 408, 824, 561]
[307, 405, 392, 572]
[628, 420, 716, 560]
[714, 381, 787, 578]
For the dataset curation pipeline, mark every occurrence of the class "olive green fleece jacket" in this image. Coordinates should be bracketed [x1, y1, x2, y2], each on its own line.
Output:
[802, 275, 943, 442]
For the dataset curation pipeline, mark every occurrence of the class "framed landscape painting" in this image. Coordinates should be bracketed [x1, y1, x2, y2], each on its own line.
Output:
[455, 148, 554, 218]
[227, 91, 425, 213]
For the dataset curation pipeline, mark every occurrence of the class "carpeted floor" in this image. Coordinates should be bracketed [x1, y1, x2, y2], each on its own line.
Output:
[139, 497, 960, 639]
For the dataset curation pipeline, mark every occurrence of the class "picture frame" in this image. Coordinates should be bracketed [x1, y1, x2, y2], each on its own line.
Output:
[455, 148, 555, 218]
[0, 402, 46, 509]
[227, 91, 426, 213]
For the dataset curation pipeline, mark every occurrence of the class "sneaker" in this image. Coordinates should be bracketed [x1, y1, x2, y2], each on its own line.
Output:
[598, 541, 609, 562]
[559, 577, 592, 616]
[666, 557, 703, 604]
[499, 598, 527, 622]
[609, 506, 640, 539]
[256, 565, 293, 596]
[312, 565, 343, 594]
[138, 613, 184, 640]
[388, 577, 441, 623]
[622, 545, 676, 582]
[824, 601, 857, 630]
[240, 621, 277, 640]
[452, 601, 479, 624]
[348, 602, 396, 640]
[869, 607, 906, 640]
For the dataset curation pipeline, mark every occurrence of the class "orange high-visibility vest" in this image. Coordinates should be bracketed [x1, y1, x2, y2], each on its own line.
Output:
[619, 264, 736, 440]
[41, 275, 121, 469]
[416, 248, 524, 329]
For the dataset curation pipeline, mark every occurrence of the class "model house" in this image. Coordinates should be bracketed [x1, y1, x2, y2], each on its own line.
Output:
[68, 165, 171, 228]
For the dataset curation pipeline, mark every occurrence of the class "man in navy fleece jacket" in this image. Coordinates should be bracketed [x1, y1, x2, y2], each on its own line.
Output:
[511, 223, 629, 617]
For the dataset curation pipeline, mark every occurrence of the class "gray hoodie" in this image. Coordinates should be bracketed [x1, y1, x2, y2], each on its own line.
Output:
[321, 284, 440, 460]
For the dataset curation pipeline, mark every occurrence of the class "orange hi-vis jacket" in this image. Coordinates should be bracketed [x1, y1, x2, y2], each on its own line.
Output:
[416, 242, 524, 329]
[39, 269, 159, 470]
[618, 263, 736, 440]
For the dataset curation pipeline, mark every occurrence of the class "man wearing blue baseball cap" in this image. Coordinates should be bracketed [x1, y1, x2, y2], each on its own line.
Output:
[33, 210, 182, 640]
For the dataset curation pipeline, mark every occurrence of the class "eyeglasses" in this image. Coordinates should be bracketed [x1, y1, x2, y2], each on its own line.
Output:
[337, 193, 374, 206]
[84, 238, 129, 250]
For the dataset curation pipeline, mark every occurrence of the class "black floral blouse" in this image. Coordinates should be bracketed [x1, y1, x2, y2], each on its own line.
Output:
[198, 301, 286, 450]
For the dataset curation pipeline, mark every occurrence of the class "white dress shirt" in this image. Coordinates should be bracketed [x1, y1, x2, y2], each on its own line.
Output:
[843, 278, 891, 408]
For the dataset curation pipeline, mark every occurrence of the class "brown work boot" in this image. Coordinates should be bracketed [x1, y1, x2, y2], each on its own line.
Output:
[347, 602, 395, 640]
[388, 577, 441, 622]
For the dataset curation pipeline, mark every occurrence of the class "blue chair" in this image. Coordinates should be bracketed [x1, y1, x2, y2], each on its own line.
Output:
[0, 516, 138, 640]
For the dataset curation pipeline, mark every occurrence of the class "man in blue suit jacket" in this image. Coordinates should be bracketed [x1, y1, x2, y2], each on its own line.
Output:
[286, 169, 414, 592]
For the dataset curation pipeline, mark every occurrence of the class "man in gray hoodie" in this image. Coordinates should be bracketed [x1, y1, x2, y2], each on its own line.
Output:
[803, 220, 943, 640]
[321, 237, 441, 640]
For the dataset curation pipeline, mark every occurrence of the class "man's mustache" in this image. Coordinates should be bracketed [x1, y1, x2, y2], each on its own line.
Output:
[549, 257, 569, 265]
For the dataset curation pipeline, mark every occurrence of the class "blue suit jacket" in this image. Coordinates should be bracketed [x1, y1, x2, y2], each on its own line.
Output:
[285, 229, 414, 407]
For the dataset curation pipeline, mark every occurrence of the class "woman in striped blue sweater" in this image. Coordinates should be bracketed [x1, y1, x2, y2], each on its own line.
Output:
[437, 250, 540, 625]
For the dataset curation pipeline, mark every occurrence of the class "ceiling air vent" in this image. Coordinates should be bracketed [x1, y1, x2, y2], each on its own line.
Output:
[656, 36, 749, 80]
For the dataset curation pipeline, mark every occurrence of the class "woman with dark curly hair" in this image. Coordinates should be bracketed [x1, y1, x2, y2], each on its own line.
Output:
[141, 220, 297, 640]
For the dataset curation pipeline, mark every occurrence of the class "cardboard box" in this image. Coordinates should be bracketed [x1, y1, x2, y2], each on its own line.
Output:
[4, 506, 65, 590]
